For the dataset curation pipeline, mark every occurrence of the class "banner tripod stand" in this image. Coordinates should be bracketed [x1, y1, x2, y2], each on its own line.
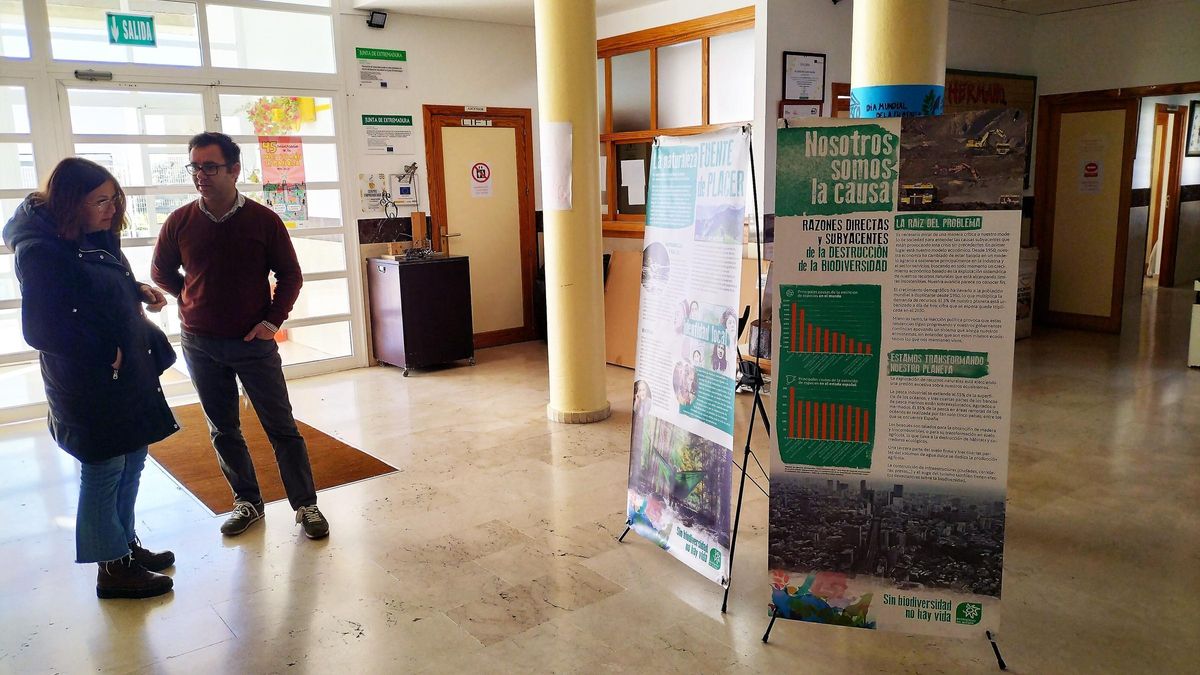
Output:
[720, 363, 768, 614]
[986, 630, 1008, 670]
[764, 613, 1007, 670]
[761, 608, 779, 642]
[721, 128, 771, 614]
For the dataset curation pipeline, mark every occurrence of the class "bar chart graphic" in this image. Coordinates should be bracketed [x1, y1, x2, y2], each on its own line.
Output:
[785, 393, 871, 442]
[776, 284, 881, 469]
[787, 304, 875, 356]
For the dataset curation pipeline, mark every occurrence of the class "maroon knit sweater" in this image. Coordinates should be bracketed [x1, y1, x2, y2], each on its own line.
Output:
[151, 199, 303, 339]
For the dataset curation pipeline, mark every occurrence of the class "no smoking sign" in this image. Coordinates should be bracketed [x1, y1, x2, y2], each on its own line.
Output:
[470, 161, 493, 197]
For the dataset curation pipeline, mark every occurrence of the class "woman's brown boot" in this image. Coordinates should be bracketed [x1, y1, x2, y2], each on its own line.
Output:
[129, 537, 175, 572]
[96, 554, 173, 599]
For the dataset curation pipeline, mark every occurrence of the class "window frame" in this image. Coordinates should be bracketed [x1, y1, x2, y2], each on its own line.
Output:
[0, 2, 367, 421]
[1, 0, 342, 90]
[597, 6, 755, 237]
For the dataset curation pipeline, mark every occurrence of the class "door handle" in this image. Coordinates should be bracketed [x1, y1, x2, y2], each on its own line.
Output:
[442, 232, 462, 239]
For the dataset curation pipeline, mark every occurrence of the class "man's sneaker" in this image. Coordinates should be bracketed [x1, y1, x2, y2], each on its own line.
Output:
[295, 505, 329, 539]
[129, 536, 175, 572]
[96, 554, 173, 599]
[220, 500, 265, 536]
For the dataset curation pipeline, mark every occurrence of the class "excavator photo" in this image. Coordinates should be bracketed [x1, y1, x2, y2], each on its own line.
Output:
[965, 128, 1012, 155]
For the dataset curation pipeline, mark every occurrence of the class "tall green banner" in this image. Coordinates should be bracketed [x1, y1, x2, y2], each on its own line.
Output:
[769, 113, 1024, 639]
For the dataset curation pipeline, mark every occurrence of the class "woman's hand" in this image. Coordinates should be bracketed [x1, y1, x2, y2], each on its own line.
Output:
[112, 347, 123, 370]
[139, 285, 167, 312]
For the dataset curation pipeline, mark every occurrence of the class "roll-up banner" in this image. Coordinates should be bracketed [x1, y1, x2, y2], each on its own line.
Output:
[627, 127, 751, 586]
[768, 112, 1025, 636]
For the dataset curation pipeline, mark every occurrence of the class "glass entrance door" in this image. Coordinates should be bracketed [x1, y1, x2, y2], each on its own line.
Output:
[0, 80, 361, 420]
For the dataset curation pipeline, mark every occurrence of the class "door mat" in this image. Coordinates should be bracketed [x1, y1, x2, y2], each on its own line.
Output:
[150, 401, 396, 515]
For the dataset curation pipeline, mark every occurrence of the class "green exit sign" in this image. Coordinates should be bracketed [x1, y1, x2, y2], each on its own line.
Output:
[107, 13, 156, 47]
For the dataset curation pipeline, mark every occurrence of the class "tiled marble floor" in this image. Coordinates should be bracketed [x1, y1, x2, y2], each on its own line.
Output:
[1, 287, 1198, 673]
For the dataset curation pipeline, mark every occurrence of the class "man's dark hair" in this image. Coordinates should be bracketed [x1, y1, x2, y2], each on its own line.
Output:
[188, 131, 241, 165]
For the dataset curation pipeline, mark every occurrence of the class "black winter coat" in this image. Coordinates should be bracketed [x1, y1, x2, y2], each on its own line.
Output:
[3, 197, 179, 463]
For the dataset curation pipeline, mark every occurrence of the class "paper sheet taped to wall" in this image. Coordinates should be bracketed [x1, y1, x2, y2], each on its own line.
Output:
[621, 159, 646, 206]
[540, 121, 572, 211]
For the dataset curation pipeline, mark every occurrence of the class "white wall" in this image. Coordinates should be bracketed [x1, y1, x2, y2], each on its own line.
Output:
[1033, 0, 1200, 96]
[946, 5, 1034, 75]
[338, 10, 540, 215]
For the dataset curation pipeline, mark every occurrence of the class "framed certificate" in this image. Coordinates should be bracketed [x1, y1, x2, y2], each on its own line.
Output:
[779, 100, 821, 119]
[783, 51, 826, 102]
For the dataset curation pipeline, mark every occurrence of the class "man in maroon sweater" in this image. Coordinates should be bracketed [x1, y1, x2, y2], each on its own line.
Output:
[152, 132, 329, 539]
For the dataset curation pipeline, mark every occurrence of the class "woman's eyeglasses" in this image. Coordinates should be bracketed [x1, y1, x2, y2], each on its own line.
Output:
[87, 196, 122, 210]
[185, 162, 231, 176]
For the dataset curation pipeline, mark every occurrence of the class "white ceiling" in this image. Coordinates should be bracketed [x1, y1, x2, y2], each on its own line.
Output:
[953, 0, 1137, 15]
[352, 0, 661, 27]
[355, 0, 1142, 27]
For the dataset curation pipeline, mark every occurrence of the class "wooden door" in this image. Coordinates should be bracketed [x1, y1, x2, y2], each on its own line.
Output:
[1033, 97, 1139, 333]
[424, 106, 536, 348]
[1147, 104, 1186, 287]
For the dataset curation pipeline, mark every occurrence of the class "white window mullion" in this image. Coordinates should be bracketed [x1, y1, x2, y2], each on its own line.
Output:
[0, 350, 38, 366]
[282, 313, 352, 330]
[302, 270, 348, 283]
[114, 185, 199, 196]
[278, 225, 343, 237]
[203, 80, 221, 132]
[207, 0, 333, 18]
[54, 80, 74, 160]
[225, 135, 337, 144]
[196, 0, 215, 71]
[236, 181, 339, 190]
[69, 134, 198, 145]
[326, 68, 367, 368]
[22, 0, 53, 68]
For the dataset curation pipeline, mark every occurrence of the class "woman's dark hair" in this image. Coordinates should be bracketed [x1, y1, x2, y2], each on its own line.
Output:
[188, 131, 241, 165]
[34, 157, 126, 241]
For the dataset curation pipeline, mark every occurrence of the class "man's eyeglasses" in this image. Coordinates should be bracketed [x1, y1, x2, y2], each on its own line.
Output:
[87, 196, 122, 210]
[185, 162, 232, 176]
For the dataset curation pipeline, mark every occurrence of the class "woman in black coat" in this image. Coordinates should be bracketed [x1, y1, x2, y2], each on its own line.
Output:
[3, 158, 181, 599]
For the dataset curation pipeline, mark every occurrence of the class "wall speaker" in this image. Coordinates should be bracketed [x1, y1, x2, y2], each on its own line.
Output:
[367, 10, 387, 29]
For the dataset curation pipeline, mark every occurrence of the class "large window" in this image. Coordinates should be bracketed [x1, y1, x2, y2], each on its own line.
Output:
[3, 0, 339, 72]
[206, 5, 335, 73]
[0, 1, 356, 420]
[60, 84, 354, 375]
[0, 82, 38, 409]
[597, 6, 755, 237]
[48, 0, 202, 66]
[216, 90, 352, 366]
[0, 0, 29, 58]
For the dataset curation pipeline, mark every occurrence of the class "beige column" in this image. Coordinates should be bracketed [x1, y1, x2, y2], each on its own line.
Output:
[534, 0, 611, 424]
[851, 0, 948, 118]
